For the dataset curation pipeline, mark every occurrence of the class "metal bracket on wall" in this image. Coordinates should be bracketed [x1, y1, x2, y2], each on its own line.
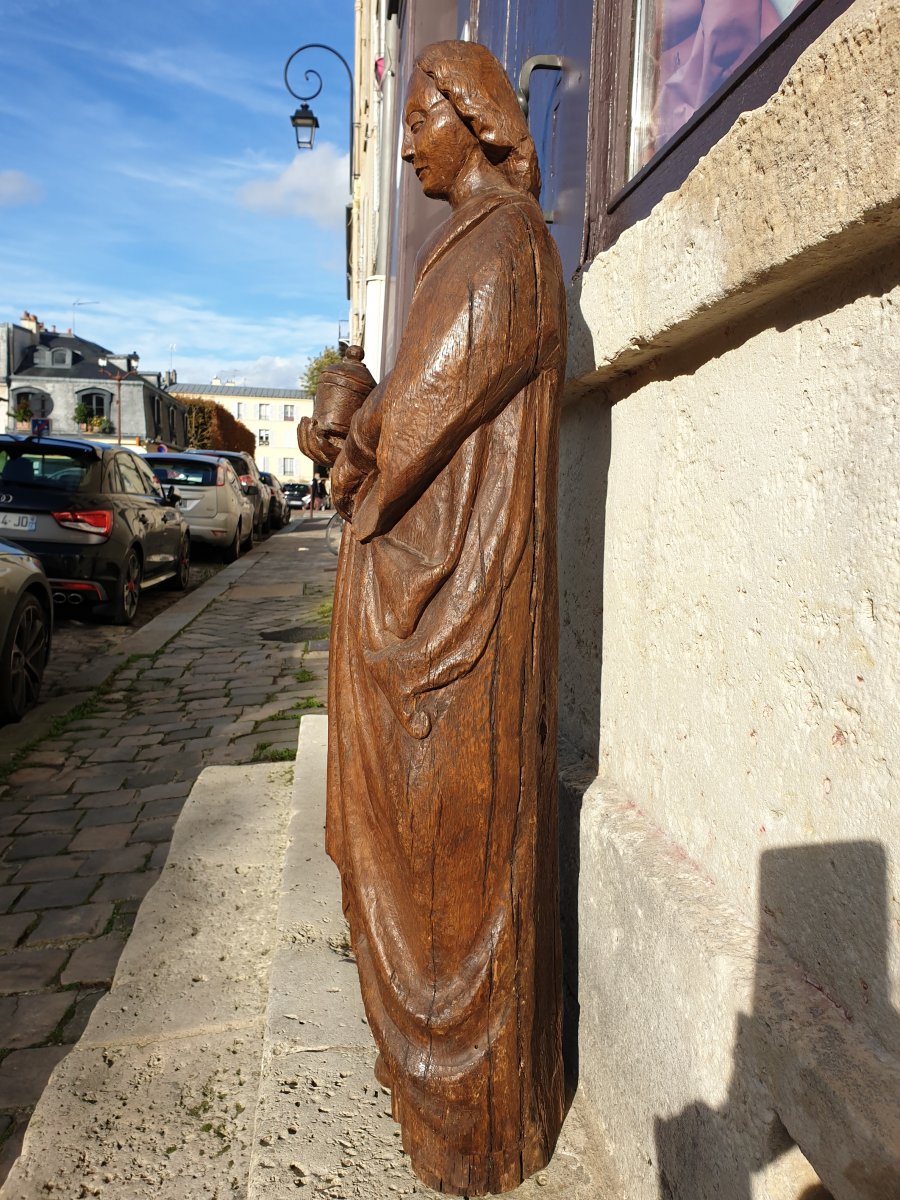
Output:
[517, 55, 563, 223]
[516, 54, 564, 119]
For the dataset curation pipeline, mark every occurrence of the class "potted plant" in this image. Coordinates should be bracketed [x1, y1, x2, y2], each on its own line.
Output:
[90, 415, 115, 435]
[13, 399, 33, 429]
[73, 401, 90, 431]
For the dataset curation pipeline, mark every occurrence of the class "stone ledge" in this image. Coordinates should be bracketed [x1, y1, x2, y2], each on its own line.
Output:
[565, 0, 900, 397]
[569, 774, 900, 1200]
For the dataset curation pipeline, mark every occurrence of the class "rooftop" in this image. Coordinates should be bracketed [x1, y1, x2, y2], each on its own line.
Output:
[170, 384, 311, 400]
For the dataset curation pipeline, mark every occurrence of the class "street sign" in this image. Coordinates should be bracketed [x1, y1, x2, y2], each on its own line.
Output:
[31, 418, 50, 436]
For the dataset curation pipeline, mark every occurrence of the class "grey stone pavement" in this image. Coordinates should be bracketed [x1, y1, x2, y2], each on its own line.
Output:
[0, 515, 337, 1184]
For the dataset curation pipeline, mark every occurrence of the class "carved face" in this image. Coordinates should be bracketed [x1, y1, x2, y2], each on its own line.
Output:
[401, 68, 478, 200]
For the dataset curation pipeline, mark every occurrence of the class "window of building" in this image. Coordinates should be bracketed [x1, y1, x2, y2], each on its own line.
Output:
[283, 404, 294, 421]
[282, 457, 296, 476]
[79, 391, 109, 419]
[258, 429, 270, 446]
[258, 403, 270, 420]
[236, 401, 244, 419]
[589, 0, 852, 253]
[51, 349, 70, 367]
[259, 455, 270, 471]
[12, 390, 53, 418]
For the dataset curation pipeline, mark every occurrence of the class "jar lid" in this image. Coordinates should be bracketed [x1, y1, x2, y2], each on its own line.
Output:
[319, 345, 376, 394]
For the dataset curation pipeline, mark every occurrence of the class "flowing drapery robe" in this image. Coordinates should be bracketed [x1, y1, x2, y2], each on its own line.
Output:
[327, 185, 566, 1197]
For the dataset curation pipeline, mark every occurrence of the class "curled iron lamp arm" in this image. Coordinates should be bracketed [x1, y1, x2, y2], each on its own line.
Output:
[284, 43, 355, 192]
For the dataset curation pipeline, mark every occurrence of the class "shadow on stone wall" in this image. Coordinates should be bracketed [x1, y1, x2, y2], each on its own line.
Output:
[654, 842, 900, 1199]
[556, 366, 612, 1101]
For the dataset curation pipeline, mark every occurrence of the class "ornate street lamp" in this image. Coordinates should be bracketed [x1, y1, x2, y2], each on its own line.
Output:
[98, 359, 142, 446]
[283, 43, 355, 191]
[290, 102, 319, 150]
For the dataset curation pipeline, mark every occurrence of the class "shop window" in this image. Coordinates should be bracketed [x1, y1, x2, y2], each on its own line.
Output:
[588, 0, 853, 254]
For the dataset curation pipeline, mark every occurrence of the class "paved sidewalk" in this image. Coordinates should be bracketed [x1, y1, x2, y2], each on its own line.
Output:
[0, 517, 337, 1183]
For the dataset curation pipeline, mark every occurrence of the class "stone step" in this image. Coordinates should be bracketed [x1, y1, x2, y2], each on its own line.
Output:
[0, 759, 295, 1199]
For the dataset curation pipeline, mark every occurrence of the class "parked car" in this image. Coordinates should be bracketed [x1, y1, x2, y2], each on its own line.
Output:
[189, 449, 271, 537]
[0, 537, 53, 722]
[0, 434, 190, 625]
[144, 452, 253, 561]
[259, 471, 290, 529]
[283, 482, 311, 511]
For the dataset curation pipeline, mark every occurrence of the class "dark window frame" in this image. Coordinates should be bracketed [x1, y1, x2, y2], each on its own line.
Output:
[586, 0, 854, 258]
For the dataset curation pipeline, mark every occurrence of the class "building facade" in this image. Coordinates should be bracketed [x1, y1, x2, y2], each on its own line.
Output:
[168, 383, 314, 484]
[350, 2, 900, 1197]
[1, 312, 187, 448]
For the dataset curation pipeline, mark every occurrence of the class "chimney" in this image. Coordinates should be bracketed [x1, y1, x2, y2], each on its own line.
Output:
[20, 311, 43, 336]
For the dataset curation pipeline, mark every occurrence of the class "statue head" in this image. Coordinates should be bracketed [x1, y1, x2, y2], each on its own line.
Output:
[402, 40, 540, 204]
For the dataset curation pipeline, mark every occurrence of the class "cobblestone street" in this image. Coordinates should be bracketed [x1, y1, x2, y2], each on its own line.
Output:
[0, 517, 337, 1183]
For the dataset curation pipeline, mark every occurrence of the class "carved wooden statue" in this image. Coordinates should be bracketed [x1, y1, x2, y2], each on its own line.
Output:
[297, 39, 567, 1197]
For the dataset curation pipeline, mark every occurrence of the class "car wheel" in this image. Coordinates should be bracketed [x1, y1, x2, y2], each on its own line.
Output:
[112, 548, 142, 625]
[223, 521, 241, 563]
[0, 592, 50, 723]
[166, 533, 191, 590]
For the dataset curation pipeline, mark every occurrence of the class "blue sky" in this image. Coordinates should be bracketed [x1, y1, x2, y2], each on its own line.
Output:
[0, 0, 354, 388]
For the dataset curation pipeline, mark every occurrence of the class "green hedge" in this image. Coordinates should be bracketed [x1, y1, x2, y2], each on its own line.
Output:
[182, 399, 255, 456]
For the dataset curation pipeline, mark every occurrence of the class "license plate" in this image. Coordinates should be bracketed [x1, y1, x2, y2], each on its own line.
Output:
[0, 512, 37, 532]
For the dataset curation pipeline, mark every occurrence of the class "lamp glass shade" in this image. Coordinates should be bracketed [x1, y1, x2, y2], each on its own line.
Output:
[291, 103, 319, 150]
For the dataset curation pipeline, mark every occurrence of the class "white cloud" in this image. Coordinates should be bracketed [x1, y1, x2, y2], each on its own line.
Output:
[236, 145, 349, 228]
[0, 170, 43, 206]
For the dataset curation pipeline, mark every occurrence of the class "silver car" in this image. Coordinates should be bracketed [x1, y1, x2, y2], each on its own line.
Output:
[144, 452, 253, 562]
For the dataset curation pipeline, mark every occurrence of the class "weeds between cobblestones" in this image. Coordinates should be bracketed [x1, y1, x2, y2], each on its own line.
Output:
[0, 524, 334, 1183]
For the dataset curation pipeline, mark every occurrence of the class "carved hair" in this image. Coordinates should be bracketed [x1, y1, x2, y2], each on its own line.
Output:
[414, 41, 541, 199]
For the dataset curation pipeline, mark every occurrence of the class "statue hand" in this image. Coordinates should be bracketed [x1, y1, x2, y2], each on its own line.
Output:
[297, 416, 340, 466]
[331, 451, 369, 520]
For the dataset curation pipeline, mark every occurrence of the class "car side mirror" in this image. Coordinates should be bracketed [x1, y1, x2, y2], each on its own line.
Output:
[166, 485, 182, 506]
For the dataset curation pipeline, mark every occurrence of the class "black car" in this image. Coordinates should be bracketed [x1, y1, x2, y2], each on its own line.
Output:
[0, 435, 190, 625]
[0, 537, 53, 722]
[283, 482, 311, 511]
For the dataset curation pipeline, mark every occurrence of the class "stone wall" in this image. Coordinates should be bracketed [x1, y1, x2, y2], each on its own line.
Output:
[559, 0, 899, 1195]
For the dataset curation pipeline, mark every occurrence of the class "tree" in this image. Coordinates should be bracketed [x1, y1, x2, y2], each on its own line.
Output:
[301, 345, 342, 397]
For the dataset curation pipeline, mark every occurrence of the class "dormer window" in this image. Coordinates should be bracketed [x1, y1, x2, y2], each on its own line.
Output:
[51, 349, 71, 367]
[33, 347, 51, 367]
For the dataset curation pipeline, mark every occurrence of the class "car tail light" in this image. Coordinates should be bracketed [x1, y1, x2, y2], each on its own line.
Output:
[216, 463, 226, 486]
[239, 474, 253, 487]
[52, 510, 114, 537]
